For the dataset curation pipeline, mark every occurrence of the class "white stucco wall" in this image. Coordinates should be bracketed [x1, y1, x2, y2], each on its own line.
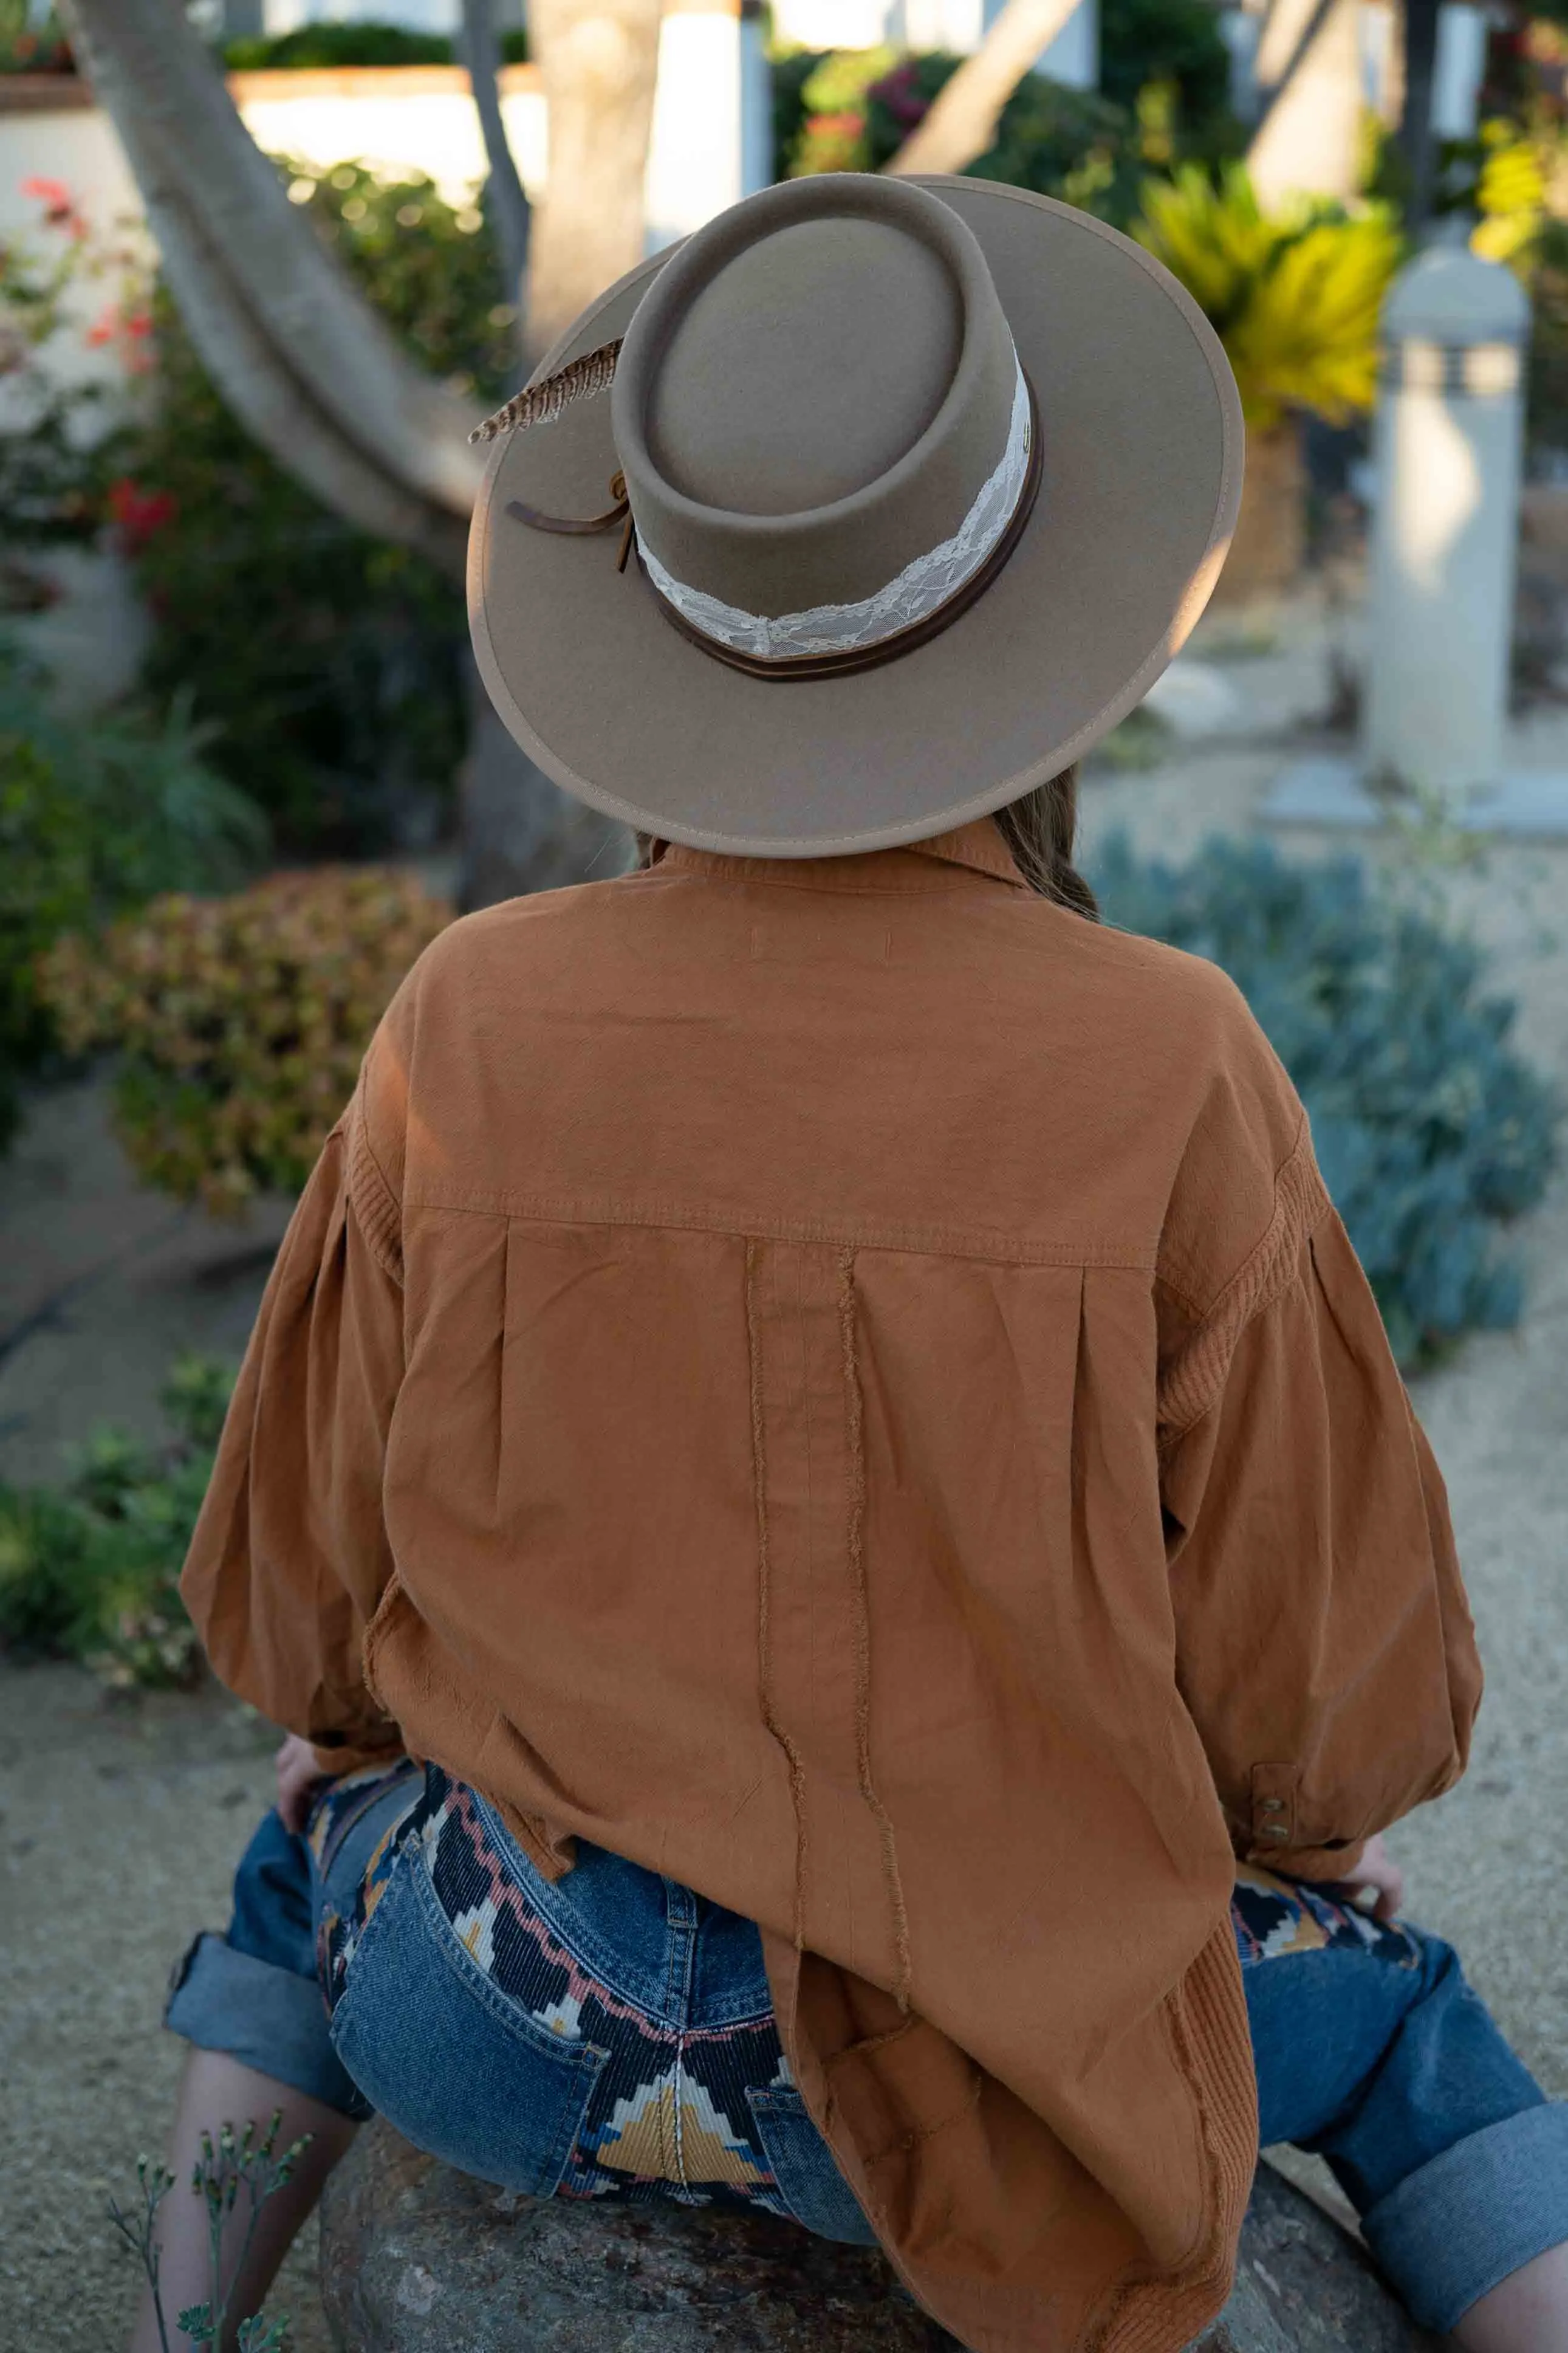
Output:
[232, 66, 547, 201]
[0, 5, 772, 275]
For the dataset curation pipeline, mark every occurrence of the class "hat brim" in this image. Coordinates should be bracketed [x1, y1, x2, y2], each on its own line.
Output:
[468, 178, 1242, 857]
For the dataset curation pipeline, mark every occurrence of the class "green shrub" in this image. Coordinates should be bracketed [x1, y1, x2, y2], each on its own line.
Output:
[0, 0, 72, 73]
[1097, 0, 1234, 143]
[222, 21, 529, 69]
[783, 46, 1142, 213]
[793, 29, 1241, 222]
[786, 45, 899, 175]
[1093, 834, 1559, 1366]
[968, 74, 1145, 222]
[0, 1357, 234, 1686]
[770, 45, 830, 180]
[0, 644, 266, 1147]
[120, 158, 517, 853]
[38, 865, 451, 1217]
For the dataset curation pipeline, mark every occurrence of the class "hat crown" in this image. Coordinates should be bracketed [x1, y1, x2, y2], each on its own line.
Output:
[612, 175, 1021, 625]
[645, 215, 964, 519]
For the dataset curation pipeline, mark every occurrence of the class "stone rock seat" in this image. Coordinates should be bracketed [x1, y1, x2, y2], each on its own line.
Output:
[319, 2118, 1440, 2352]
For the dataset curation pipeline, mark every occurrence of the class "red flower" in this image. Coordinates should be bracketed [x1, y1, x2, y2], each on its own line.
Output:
[84, 304, 156, 372]
[21, 173, 87, 239]
[108, 477, 178, 555]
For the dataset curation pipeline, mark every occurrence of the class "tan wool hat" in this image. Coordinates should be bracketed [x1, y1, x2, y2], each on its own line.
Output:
[467, 172, 1242, 858]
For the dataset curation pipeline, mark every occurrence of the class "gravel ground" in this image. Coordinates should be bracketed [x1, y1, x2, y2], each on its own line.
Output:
[2, 679, 1566, 2348]
[0, 1663, 335, 2353]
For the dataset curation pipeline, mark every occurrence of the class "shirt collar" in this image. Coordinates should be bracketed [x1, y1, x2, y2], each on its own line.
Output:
[654, 817, 1030, 894]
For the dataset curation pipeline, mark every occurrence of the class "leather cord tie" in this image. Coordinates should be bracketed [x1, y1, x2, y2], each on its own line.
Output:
[507, 470, 634, 573]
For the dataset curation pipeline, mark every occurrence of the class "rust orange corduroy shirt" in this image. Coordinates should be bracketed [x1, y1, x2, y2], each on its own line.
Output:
[183, 818, 1482, 2353]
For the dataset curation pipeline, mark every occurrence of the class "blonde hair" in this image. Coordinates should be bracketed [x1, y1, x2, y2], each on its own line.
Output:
[992, 767, 1098, 918]
[634, 768, 1098, 919]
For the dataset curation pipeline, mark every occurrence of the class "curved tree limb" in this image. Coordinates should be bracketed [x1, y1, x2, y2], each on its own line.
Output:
[1246, 0, 1364, 205]
[143, 183, 469, 575]
[459, 0, 532, 320]
[63, 0, 484, 523]
[884, 0, 1081, 178]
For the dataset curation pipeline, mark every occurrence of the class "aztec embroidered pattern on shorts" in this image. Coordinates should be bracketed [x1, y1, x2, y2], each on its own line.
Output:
[1231, 1862, 1420, 1968]
[312, 1762, 1423, 2216]
[317, 1761, 799, 2217]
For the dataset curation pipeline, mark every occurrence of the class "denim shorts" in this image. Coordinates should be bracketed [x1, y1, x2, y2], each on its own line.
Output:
[166, 1760, 1568, 2338]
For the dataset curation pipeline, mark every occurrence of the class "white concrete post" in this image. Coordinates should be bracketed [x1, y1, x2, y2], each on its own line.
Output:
[1432, 2, 1488, 139]
[1365, 245, 1530, 803]
[644, 2, 772, 251]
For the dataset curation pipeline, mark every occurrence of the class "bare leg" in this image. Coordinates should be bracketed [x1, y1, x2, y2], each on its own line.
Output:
[127, 2048, 358, 2353]
[1450, 2240, 1568, 2353]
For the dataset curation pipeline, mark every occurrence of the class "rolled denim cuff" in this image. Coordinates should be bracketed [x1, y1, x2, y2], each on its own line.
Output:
[164, 1930, 371, 2121]
[1361, 2099, 1568, 2333]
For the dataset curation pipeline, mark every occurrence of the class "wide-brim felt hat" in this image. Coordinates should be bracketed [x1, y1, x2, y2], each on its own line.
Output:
[467, 172, 1242, 858]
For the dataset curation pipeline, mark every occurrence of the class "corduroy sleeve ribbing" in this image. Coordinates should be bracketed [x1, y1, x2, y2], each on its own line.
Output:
[1157, 1144, 1483, 1883]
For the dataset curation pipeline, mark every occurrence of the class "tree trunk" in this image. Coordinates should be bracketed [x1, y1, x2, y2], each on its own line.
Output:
[457, 656, 632, 910]
[1247, 0, 1366, 208]
[459, 0, 532, 328]
[60, 0, 479, 559]
[61, 0, 663, 910]
[526, 0, 665, 357]
[884, 0, 1083, 179]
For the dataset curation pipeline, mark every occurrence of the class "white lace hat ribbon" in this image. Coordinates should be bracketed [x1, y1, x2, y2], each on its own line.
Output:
[636, 356, 1034, 666]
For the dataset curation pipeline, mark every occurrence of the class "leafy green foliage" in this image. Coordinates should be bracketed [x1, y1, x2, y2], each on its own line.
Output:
[777, 0, 1241, 210]
[0, 1356, 235, 1685]
[122, 158, 516, 853]
[222, 20, 528, 69]
[1097, 0, 1233, 139]
[1093, 834, 1559, 1367]
[1132, 165, 1403, 427]
[0, 643, 266, 1147]
[0, 0, 71, 72]
[968, 74, 1148, 223]
[781, 41, 1240, 230]
[786, 45, 899, 174]
[38, 865, 450, 1217]
[768, 46, 828, 179]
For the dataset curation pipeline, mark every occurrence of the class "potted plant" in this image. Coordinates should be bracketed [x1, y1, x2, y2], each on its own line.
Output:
[1134, 163, 1401, 600]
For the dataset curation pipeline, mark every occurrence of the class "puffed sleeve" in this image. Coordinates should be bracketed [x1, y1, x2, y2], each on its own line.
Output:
[180, 1023, 409, 1773]
[1158, 1142, 1483, 1882]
